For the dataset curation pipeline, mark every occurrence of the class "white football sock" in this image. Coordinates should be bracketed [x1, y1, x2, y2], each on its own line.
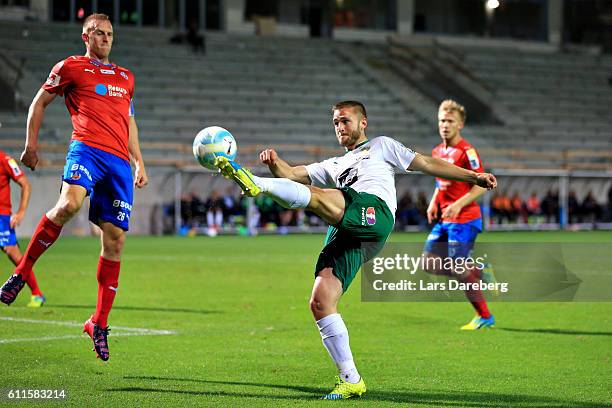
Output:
[251, 176, 311, 209]
[316, 313, 361, 383]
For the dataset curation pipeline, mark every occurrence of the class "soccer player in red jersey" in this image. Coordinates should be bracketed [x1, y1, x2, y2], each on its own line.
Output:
[0, 13, 148, 360]
[0, 150, 46, 307]
[424, 100, 495, 330]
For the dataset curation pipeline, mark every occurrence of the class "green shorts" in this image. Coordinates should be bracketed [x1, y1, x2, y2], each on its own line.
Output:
[315, 187, 394, 292]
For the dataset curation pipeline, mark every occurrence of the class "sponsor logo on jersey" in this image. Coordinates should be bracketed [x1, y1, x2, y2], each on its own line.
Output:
[7, 158, 22, 177]
[113, 199, 132, 211]
[120, 71, 128, 80]
[84, 68, 95, 74]
[466, 148, 480, 170]
[366, 207, 376, 225]
[361, 207, 377, 226]
[100, 69, 115, 75]
[94, 83, 128, 98]
[70, 163, 92, 181]
[46, 72, 60, 87]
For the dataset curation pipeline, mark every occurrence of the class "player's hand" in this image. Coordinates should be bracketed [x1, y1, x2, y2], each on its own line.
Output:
[476, 173, 497, 190]
[441, 202, 462, 220]
[134, 163, 148, 188]
[10, 212, 24, 229]
[426, 203, 438, 224]
[20, 148, 39, 171]
[260, 149, 278, 166]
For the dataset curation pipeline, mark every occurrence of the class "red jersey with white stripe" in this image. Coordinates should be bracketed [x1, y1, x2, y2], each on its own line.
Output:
[42, 56, 135, 161]
[0, 150, 24, 215]
[432, 138, 483, 223]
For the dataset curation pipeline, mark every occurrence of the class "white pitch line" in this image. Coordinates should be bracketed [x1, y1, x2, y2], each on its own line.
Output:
[0, 332, 173, 345]
[0, 316, 176, 345]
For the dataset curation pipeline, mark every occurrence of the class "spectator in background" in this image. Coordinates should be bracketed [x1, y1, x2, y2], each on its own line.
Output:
[607, 185, 612, 222]
[187, 21, 206, 54]
[491, 191, 511, 224]
[510, 192, 525, 223]
[396, 191, 419, 228]
[541, 190, 559, 223]
[525, 191, 541, 221]
[581, 191, 602, 223]
[415, 191, 429, 228]
[205, 190, 224, 235]
[567, 190, 580, 224]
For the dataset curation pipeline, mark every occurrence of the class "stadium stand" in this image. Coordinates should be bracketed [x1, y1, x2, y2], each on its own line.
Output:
[2, 21, 610, 172]
[388, 35, 612, 170]
[0, 21, 433, 168]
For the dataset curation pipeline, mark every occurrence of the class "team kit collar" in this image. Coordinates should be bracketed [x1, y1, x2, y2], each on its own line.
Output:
[347, 139, 369, 153]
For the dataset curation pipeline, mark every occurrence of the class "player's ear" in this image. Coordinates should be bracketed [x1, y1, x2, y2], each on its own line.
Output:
[81, 33, 89, 43]
[361, 115, 368, 129]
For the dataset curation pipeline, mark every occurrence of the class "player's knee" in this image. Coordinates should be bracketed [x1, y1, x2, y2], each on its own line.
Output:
[54, 198, 82, 220]
[309, 295, 333, 317]
[103, 231, 125, 257]
[309, 297, 320, 314]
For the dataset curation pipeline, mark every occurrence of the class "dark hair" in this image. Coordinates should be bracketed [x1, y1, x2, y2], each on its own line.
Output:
[331, 100, 367, 118]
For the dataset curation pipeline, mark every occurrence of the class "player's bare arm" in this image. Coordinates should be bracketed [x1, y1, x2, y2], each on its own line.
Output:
[441, 185, 487, 219]
[23, 89, 57, 170]
[128, 116, 148, 188]
[408, 154, 497, 190]
[10, 175, 31, 229]
[426, 188, 440, 224]
[260, 148, 311, 184]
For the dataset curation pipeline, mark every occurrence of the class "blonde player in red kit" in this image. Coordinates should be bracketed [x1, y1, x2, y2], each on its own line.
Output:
[424, 100, 495, 330]
[0, 14, 148, 361]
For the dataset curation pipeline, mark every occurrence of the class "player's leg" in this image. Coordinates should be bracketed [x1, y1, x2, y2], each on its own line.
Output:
[311, 268, 366, 400]
[92, 221, 124, 327]
[3, 245, 45, 307]
[445, 222, 495, 330]
[214, 156, 346, 225]
[83, 151, 132, 361]
[422, 222, 454, 276]
[0, 183, 86, 305]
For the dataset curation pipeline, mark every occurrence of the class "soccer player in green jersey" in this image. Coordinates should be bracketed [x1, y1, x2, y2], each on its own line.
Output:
[216, 100, 497, 399]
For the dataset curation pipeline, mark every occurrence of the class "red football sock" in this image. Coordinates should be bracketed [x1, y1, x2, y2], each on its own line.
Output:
[463, 268, 491, 318]
[15, 215, 62, 280]
[24, 271, 43, 297]
[92, 257, 120, 328]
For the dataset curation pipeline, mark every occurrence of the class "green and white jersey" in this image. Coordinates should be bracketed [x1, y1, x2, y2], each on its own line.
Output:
[305, 136, 416, 215]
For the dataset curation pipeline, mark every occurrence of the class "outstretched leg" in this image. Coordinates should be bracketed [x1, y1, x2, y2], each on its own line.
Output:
[215, 156, 346, 225]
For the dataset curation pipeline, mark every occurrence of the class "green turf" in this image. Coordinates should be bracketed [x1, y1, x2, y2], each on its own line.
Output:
[0, 231, 610, 407]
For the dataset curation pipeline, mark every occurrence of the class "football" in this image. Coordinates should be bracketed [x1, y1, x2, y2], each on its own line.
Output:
[192, 126, 238, 170]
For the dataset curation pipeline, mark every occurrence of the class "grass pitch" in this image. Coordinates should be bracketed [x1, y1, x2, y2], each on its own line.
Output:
[0, 231, 610, 407]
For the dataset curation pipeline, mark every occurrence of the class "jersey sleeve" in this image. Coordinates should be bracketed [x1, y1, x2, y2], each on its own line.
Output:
[42, 59, 72, 96]
[2, 155, 24, 182]
[305, 159, 334, 188]
[464, 147, 484, 172]
[380, 136, 416, 171]
[129, 72, 135, 117]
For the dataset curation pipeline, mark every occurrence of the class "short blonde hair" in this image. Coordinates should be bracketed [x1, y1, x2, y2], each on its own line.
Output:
[82, 13, 111, 34]
[439, 99, 466, 123]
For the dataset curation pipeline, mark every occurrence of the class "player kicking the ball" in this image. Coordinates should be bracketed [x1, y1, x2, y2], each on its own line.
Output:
[215, 100, 496, 399]
[0, 14, 148, 361]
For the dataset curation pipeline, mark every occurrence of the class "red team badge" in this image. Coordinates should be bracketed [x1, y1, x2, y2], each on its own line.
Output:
[366, 207, 376, 225]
